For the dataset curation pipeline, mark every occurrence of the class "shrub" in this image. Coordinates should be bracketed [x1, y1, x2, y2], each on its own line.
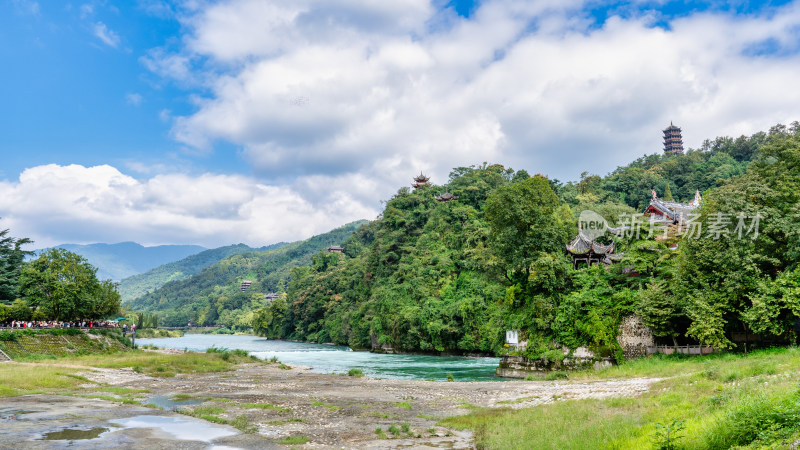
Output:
[704, 385, 800, 448]
[347, 368, 364, 377]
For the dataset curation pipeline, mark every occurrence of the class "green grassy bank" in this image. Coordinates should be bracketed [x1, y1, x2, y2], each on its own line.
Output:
[442, 347, 800, 449]
[0, 328, 131, 359]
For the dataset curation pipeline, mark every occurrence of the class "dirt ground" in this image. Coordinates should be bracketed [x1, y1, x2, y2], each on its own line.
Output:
[1, 360, 660, 449]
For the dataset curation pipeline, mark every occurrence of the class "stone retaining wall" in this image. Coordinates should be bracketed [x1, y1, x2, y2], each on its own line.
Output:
[496, 354, 614, 378]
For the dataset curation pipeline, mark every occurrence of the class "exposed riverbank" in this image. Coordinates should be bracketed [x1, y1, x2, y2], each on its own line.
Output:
[1, 354, 659, 448]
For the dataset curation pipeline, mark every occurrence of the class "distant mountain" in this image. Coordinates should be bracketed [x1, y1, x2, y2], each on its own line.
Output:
[126, 220, 367, 328]
[118, 242, 288, 302]
[34, 242, 207, 281]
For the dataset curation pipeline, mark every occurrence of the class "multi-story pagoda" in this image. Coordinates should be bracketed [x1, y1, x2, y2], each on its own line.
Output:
[663, 122, 684, 155]
[412, 172, 430, 189]
[435, 189, 458, 202]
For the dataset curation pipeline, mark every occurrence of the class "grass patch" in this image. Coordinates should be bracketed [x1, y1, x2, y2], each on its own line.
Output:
[267, 418, 304, 425]
[96, 386, 150, 395]
[240, 402, 290, 413]
[0, 363, 83, 397]
[311, 400, 341, 412]
[348, 368, 364, 377]
[278, 435, 310, 445]
[441, 347, 800, 449]
[78, 394, 141, 405]
[191, 405, 226, 415]
[395, 401, 412, 410]
[40, 349, 251, 377]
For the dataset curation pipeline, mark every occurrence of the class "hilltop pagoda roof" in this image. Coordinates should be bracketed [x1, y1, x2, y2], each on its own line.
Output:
[435, 189, 458, 202]
[566, 233, 614, 256]
[644, 189, 701, 223]
[412, 172, 430, 189]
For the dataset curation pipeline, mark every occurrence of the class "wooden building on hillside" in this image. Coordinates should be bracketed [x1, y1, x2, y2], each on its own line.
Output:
[566, 233, 620, 269]
[240, 280, 252, 292]
[435, 189, 458, 202]
[644, 189, 701, 224]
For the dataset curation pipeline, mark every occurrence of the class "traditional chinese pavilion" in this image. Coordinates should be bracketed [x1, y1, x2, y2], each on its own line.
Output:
[566, 233, 618, 269]
[435, 189, 458, 202]
[663, 122, 684, 154]
[412, 172, 430, 189]
[644, 189, 701, 224]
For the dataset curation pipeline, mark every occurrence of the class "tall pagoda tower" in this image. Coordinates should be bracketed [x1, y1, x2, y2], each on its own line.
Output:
[663, 122, 684, 155]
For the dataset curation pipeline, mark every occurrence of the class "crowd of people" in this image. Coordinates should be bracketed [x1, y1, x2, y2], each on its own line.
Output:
[0, 320, 122, 329]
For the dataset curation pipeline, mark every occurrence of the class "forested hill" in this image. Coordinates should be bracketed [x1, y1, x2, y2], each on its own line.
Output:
[251, 123, 800, 356]
[126, 221, 367, 328]
[118, 242, 288, 302]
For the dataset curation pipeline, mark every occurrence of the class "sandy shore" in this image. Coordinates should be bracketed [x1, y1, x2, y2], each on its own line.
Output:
[1, 360, 659, 449]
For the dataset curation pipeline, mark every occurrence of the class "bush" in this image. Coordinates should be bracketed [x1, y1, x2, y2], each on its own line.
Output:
[704, 385, 800, 448]
[347, 368, 364, 377]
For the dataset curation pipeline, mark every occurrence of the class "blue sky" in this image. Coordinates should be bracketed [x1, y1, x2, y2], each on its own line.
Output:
[2, 0, 800, 248]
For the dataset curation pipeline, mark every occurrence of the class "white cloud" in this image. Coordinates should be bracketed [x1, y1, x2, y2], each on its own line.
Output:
[0, 164, 376, 248]
[126, 93, 143, 106]
[93, 21, 120, 48]
[12, 0, 40, 16]
[144, 0, 800, 193]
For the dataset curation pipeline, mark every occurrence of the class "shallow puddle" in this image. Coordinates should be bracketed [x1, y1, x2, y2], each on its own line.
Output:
[0, 409, 37, 422]
[109, 415, 237, 442]
[38, 427, 109, 441]
[145, 394, 203, 410]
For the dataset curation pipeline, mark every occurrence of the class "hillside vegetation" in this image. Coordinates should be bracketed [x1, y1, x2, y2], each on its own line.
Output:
[118, 242, 287, 302]
[126, 221, 367, 328]
[252, 123, 800, 357]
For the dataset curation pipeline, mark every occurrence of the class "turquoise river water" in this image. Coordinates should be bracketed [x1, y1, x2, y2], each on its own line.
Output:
[137, 334, 503, 382]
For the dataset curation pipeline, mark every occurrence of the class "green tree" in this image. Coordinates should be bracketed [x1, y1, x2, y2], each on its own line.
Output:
[19, 248, 118, 321]
[0, 226, 33, 303]
[485, 175, 567, 286]
[663, 182, 674, 202]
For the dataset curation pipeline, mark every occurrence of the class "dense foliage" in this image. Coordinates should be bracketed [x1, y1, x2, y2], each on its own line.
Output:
[17, 248, 121, 321]
[0, 227, 32, 303]
[118, 242, 287, 302]
[250, 124, 800, 358]
[126, 221, 366, 328]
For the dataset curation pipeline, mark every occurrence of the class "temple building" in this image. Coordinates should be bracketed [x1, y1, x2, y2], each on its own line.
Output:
[644, 189, 701, 224]
[412, 173, 430, 189]
[566, 233, 619, 269]
[327, 245, 344, 253]
[435, 189, 458, 202]
[663, 122, 684, 154]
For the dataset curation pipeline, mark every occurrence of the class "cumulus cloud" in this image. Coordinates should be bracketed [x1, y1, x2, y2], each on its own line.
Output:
[146, 0, 800, 189]
[93, 21, 120, 48]
[0, 164, 376, 248]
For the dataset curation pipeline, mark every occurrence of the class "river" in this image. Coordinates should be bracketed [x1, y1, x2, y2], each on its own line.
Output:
[137, 334, 503, 382]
